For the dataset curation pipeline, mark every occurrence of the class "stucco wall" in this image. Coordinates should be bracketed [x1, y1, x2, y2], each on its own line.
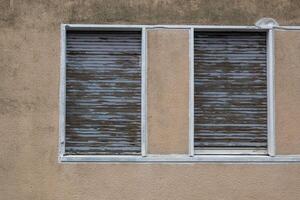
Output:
[1, 1, 300, 200]
[275, 30, 300, 154]
[147, 29, 189, 154]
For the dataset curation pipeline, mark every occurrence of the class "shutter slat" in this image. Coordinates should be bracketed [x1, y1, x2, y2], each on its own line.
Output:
[194, 31, 267, 151]
[65, 30, 141, 155]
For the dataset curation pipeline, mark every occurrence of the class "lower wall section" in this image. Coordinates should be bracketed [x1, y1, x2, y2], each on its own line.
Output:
[3, 160, 300, 200]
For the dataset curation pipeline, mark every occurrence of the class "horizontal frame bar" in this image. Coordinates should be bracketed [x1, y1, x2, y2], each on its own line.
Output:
[60, 155, 300, 163]
[65, 24, 269, 30]
[64, 24, 300, 31]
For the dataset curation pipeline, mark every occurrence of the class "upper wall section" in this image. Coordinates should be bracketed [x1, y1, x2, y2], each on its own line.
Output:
[1, 0, 300, 30]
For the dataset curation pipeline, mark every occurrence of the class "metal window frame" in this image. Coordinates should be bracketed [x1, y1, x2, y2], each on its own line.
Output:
[192, 28, 272, 156]
[60, 154, 300, 163]
[59, 24, 148, 162]
[59, 24, 300, 163]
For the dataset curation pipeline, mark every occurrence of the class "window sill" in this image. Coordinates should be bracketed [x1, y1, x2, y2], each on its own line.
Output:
[59, 154, 300, 163]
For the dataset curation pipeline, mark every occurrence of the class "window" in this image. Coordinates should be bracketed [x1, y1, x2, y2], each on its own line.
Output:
[60, 24, 283, 162]
[61, 28, 143, 156]
[193, 31, 268, 154]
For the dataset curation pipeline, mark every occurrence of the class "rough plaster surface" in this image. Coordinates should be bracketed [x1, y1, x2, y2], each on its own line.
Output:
[2, 0, 300, 28]
[1, 1, 300, 200]
[147, 29, 189, 154]
[275, 30, 300, 154]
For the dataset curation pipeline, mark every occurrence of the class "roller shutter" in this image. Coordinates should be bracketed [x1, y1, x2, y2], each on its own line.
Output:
[194, 31, 267, 153]
[65, 30, 141, 155]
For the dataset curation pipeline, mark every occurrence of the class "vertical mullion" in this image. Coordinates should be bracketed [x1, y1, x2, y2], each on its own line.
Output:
[59, 24, 66, 160]
[141, 27, 147, 157]
[267, 29, 276, 156]
[189, 27, 195, 156]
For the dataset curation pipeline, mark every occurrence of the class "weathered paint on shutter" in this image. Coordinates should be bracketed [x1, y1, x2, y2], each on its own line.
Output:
[65, 30, 141, 155]
[194, 31, 267, 151]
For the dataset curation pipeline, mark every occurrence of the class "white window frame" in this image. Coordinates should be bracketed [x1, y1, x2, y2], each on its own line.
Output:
[59, 23, 300, 163]
[59, 24, 148, 162]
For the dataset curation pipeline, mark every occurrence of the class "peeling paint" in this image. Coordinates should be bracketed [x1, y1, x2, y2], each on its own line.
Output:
[65, 30, 142, 155]
[194, 31, 267, 150]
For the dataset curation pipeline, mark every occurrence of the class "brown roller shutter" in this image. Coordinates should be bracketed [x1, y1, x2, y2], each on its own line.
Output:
[65, 30, 141, 155]
[194, 31, 267, 153]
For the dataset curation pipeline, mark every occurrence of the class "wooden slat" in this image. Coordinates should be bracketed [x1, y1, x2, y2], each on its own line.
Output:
[194, 31, 267, 151]
[65, 30, 141, 155]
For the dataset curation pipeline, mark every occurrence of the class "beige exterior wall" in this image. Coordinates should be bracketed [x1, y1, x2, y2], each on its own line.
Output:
[275, 30, 300, 154]
[1, 1, 300, 200]
[147, 29, 189, 154]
